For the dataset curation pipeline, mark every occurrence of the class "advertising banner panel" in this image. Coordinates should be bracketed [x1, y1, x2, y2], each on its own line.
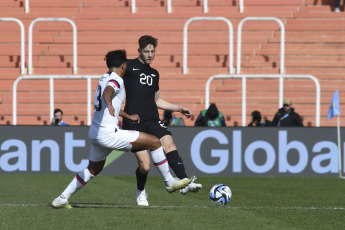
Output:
[0, 126, 343, 177]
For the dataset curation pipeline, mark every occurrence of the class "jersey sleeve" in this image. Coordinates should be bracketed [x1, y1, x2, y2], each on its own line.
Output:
[106, 79, 121, 94]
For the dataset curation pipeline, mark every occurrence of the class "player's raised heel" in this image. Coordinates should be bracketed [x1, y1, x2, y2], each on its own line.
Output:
[165, 177, 191, 193]
[51, 195, 73, 209]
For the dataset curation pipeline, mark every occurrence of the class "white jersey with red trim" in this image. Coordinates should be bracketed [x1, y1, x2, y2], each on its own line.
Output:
[89, 72, 124, 139]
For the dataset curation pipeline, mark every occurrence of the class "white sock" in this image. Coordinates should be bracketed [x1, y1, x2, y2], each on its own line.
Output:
[61, 168, 94, 199]
[151, 146, 173, 182]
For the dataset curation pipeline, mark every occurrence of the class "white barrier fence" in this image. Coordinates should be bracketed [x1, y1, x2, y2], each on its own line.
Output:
[13, 75, 100, 125]
[0, 18, 25, 74]
[131, 0, 244, 13]
[237, 17, 285, 107]
[205, 74, 321, 127]
[183, 17, 234, 74]
[28, 18, 78, 75]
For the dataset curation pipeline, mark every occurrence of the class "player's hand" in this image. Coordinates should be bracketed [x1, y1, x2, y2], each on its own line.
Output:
[128, 114, 140, 124]
[108, 104, 115, 117]
[181, 107, 192, 118]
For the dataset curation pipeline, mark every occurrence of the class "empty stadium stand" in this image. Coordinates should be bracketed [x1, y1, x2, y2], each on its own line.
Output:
[0, 0, 344, 126]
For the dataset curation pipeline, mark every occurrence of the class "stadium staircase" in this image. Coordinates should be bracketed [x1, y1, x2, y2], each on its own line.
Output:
[0, 0, 344, 126]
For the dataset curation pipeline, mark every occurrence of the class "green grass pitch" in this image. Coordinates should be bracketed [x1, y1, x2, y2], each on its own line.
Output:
[1, 174, 345, 229]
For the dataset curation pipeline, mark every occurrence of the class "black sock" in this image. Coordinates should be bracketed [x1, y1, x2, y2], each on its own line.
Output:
[136, 167, 147, 191]
[166, 150, 188, 179]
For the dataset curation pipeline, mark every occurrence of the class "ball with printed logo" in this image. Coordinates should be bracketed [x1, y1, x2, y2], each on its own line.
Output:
[209, 184, 232, 206]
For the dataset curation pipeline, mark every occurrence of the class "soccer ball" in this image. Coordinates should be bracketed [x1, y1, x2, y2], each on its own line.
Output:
[209, 184, 232, 206]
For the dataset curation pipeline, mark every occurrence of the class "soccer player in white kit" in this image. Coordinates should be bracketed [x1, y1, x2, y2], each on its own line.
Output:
[52, 50, 191, 209]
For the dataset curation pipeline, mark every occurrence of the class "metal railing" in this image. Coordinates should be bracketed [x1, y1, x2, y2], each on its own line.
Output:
[167, 0, 172, 13]
[28, 18, 78, 75]
[131, 0, 136, 13]
[131, 0, 172, 13]
[0, 18, 25, 74]
[183, 17, 234, 74]
[25, 0, 29, 13]
[205, 74, 321, 127]
[203, 0, 208, 13]
[237, 17, 285, 107]
[239, 0, 244, 13]
[26, 0, 244, 14]
[13, 75, 100, 125]
[203, 0, 244, 13]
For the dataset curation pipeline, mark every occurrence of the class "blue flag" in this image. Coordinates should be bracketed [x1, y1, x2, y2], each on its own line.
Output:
[328, 90, 340, 120]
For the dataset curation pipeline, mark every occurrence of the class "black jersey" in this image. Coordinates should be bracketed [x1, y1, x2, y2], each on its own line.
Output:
[124, 58, 160, 120]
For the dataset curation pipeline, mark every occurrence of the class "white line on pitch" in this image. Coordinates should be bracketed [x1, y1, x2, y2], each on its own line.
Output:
[1, 203, 345, 210]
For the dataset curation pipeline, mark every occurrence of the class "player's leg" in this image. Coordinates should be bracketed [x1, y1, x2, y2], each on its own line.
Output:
[123, 119, 156, 202]
[52, 141, 110, 209]
[135, 150, 150, 189]
[51, 160, 105, 209]
[161, 135, 187, 179]
[133, 150, 150, 206]
[145, 119, 202, 194]
[122, 119, 151, 205]
[161, 134, 202, 194]
[146, 120, 188, 179]
[132, 132, 191, 193]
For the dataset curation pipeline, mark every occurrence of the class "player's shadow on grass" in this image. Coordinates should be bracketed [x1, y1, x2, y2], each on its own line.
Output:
[69, 202, 147, 209]
[48, 202, 187, 209]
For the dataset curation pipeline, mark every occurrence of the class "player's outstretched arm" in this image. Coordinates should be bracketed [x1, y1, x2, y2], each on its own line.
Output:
[155, 90, 192, 118]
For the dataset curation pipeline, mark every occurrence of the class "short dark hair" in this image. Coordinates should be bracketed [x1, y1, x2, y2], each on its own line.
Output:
[54, 108, 63, 115]
[138, 35, 158, 50]
[105, 50, 127, 69]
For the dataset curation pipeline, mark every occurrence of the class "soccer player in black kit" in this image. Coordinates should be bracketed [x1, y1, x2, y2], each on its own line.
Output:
[123, 35, 202, 206]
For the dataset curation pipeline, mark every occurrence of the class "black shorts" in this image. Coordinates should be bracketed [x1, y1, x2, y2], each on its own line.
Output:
[122, 118, 172, 139]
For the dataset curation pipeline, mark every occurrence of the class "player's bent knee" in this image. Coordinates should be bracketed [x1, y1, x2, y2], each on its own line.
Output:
[163, 142, 177, 153]
[139, 164, 150, 174]
[161, 135, 177, 152]
[137, 157, 151, 174]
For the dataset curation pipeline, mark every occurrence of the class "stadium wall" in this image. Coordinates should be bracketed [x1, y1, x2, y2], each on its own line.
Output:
[0, 126, 343, 177]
